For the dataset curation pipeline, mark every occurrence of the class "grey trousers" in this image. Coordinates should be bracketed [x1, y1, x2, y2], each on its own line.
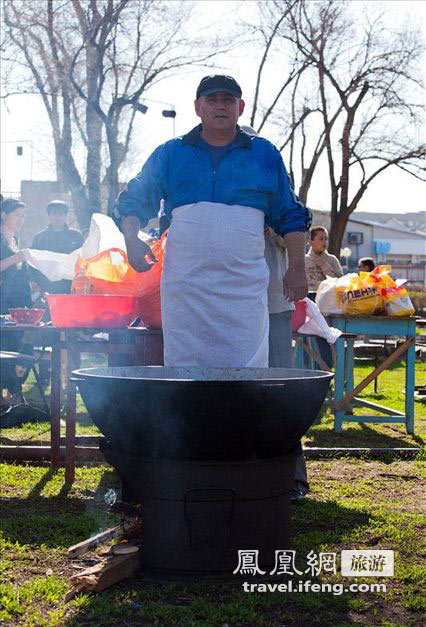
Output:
[268, 311, 309, 494]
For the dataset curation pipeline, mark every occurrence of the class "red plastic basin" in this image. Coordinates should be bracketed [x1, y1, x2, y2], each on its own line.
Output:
[46, 294, 141, 328]
[9, 308, 45, 326]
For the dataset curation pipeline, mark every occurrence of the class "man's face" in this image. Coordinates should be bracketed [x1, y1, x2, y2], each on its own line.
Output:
[194, 92, 245, 133]
[48, 211, 67, 230]
[311, 231, 328, 253]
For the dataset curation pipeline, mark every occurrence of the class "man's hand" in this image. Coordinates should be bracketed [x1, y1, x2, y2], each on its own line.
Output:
[121, 215, 157, 272]
[126, 237, 157, 272]
[282, 231, 308, 301]
[283, 267, 308, 302]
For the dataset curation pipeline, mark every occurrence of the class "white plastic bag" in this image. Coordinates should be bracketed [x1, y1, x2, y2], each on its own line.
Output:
[22, 212, 155, 283]
[22, 248, 80, 281]
[315, 276, 343, 315]
[80, 213, 126, 259]
[297, 298, 342, 344]
[76, 213, 153, 259]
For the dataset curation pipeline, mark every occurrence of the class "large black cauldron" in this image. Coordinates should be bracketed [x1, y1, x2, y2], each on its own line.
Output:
[73, 366, 333, 461]
[74, 366, 333, 578]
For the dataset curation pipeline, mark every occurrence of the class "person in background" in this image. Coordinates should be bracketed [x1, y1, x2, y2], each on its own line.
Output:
[0, 199, 31, 312]
[305, 226, 343, 293]
[358, 257, 376, 273]
[264, 226, 310, 500]
[239, 125, 309, 500]
[0, 198, 32, 404]
[305, 226, 342, 370]
[31, 200, 83, 386]
[31, 200, 84, 294]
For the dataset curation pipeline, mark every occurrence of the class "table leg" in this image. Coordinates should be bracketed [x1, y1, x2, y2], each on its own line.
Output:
[373, 348, 378, 394]
[65, 344, 79, 484]
[50, 340, 62, 467]
[294, 338, 304, 369]
[405, 339, 416, 434]
[145, 333, 164, 365]
[345, 337, 354, 414]
[308, 338, 315, 369]
[333, 336, 346, 433]
[65, 378, 76, 484]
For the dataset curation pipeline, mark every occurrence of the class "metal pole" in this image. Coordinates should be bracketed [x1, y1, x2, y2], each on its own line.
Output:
[30, 140, 33, 180]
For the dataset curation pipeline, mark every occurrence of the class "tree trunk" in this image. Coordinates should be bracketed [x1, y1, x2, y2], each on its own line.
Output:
[85, 43, 103, 212]
[105, 119, 121, 215]
[328, 213, 348, 257]
[56, 142, 91, 231]
[86, 106, 103, 212]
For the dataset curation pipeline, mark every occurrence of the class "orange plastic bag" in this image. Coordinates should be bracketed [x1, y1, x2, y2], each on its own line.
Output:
[361, 265, 395, 291]
[358, 265, 414, 317]
[72, 234, 167, 328]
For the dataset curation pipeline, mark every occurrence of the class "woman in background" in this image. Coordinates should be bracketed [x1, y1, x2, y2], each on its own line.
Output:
[0, 198, 32, 404]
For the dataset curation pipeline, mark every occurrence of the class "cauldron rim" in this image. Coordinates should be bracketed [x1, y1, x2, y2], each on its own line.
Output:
[72, 365, 334, 383]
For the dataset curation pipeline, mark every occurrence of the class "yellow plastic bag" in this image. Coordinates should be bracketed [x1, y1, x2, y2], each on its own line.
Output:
[335, 274, 382, 315]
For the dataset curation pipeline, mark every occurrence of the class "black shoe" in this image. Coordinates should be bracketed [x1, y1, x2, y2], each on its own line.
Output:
[291, 489, 307, 501]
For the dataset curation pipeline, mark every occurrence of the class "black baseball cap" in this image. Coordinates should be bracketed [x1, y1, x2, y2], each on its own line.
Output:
[196, 75, 242, 99]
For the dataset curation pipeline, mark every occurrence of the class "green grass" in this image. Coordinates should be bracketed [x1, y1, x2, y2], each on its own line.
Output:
[304, 360, 425, 450]
[0, 460, 425, 626]
[1, 358, 425, 625]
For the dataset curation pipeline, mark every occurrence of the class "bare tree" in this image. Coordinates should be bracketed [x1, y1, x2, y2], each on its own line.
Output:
[3, 0, 91, 227]
[249, 0, 425, 255]
[2, 0, 225, 227]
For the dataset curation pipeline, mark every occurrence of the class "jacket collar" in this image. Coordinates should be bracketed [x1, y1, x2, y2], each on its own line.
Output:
[47, 224, 69, 231]
[182, 124, 252, 149]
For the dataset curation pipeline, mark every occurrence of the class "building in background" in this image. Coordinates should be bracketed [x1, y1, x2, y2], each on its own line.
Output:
[312, 210, 426, 287]
[354, 211, 425, 234]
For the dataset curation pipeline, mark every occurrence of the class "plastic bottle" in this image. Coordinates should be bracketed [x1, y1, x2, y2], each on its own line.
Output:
[71, 273, 92, 294]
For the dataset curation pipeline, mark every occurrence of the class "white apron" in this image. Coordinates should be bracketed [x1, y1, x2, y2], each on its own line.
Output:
[161, 202, 269, 367]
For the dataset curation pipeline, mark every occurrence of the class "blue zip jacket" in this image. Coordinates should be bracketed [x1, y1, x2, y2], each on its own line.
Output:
[114, 125, 311, 236]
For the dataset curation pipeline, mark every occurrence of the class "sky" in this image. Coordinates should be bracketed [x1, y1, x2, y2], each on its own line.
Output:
[1, 0, 425, 214]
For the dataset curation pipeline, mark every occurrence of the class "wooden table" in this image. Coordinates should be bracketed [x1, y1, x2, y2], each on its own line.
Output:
[328, 315, 417, 434]
[0, 324, 163, 480]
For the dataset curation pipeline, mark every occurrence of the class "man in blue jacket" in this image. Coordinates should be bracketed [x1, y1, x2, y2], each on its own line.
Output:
[114, 75, 310, 367]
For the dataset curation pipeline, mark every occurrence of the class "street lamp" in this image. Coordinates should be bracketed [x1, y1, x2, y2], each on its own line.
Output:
[161, 109, 177, 137]
[137, 98, 177, 137]
[134, 103, 148, 114]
